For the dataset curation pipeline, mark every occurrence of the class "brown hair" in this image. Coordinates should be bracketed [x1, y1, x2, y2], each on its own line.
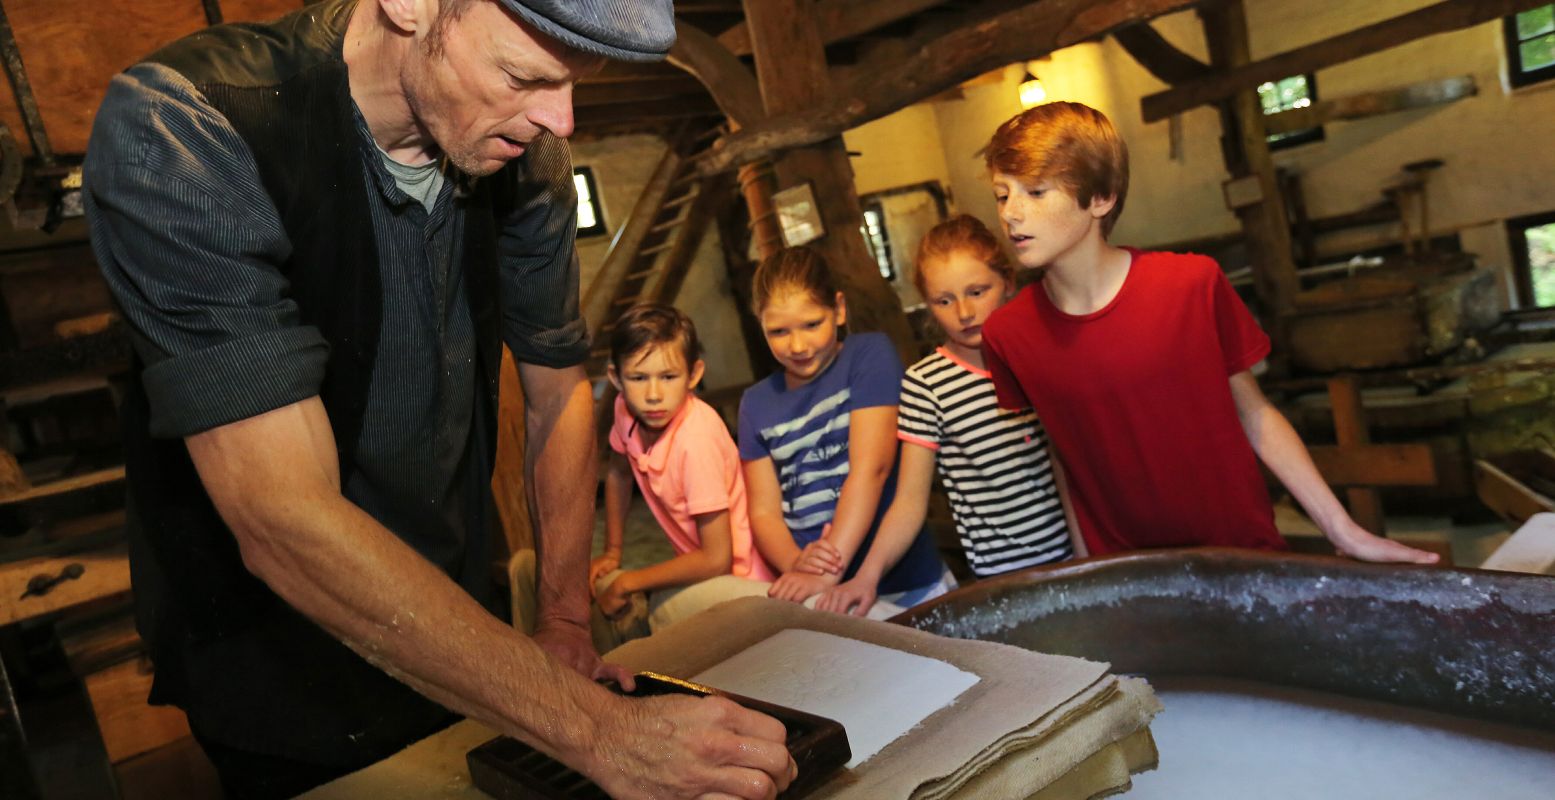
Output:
[984, 101, 1129, 236]
[609, 304, 701, 373]
[751, 246, 840, 315]
[913, 214, 1015, 296]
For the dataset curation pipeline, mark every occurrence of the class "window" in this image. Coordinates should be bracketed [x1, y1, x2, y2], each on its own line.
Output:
[1510, 211, 1555, 308]
[573, 166, 607, 238]
[1507, 5, 1555, 87]
[861, 203, 894, 281]
[1257, 74, 1323, 150]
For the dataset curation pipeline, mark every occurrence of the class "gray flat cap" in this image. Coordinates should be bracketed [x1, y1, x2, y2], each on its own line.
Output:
[497, 0, 676, 62]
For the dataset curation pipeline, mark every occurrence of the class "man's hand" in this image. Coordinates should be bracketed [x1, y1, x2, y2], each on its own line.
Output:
[589, 550, 622, 591]
[596, 575, 636, 619]
[791, 533, 843, 576]
[768, 571, 837, 604]
[586, 693, 797, 800]
[815, 575, 878, 617]
[1327, 520, 1440, 565]
[532, 618, 634, 688]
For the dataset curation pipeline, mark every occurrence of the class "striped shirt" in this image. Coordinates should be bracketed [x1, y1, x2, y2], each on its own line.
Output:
[738, 332, 945, 594]
[898, 347, 1072, 577]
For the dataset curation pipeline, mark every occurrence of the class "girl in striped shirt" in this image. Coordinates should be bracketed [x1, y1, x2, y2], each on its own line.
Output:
[817, 216, 1083, 615]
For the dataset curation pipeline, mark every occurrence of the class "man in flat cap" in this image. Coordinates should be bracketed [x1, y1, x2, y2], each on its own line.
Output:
[83, 1, 796, 797]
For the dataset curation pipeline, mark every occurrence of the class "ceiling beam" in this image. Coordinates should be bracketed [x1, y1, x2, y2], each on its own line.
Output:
[1142, 0, 1548, 122]
[667, 20, 764, 127]
[697, 0, 1200, 175]
[573, 96, 721, 130]
[717, 0, 954, 57]
[573, 75, 704, 107]
[1112, 22, 1210, 85]
[1261, 74, 1477, 135]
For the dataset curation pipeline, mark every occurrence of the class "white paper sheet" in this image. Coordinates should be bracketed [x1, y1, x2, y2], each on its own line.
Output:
[692, 628, 980, 768]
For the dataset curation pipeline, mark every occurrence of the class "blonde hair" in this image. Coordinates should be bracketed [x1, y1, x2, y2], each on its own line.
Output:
[985, 101, 1129, 235]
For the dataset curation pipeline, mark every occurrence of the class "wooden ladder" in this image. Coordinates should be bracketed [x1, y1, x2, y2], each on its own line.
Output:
[581, 121, 731, 379]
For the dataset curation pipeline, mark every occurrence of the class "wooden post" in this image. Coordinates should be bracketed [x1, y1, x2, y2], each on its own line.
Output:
[1327, 376, 1387, 536]
[1202, 1, 1299, 357]
[738, 160, 783, 261]
[491, 348, 533, 558]
[740, 0, 917, 362]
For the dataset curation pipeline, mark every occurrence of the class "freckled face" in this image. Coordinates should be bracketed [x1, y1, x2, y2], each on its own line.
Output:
[759, 290, 847, 389]
[992, 171, 1106, 270]
[921, 251, 1012, 352]
[401, 1, 602, 176]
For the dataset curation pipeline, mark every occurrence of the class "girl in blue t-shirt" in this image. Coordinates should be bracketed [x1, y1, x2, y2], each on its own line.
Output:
[737, 246, 953, 618]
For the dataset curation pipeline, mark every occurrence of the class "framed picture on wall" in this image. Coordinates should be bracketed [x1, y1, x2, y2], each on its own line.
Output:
[774, 182, 825, 247]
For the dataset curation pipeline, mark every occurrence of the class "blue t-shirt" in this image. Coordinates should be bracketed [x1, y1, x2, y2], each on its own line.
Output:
[738, 332, 943, 594]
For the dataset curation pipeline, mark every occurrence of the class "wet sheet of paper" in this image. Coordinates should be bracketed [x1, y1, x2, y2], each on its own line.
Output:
[693, 628, 980, 768]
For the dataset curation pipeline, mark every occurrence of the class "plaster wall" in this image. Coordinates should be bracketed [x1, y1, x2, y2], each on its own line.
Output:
[570, 134, 754, 391]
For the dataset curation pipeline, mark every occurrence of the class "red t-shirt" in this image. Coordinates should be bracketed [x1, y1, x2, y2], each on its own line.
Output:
[982, 249, 1286, 555]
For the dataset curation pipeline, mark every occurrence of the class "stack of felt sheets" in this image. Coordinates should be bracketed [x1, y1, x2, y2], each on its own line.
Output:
[604, 597, 1161, 800]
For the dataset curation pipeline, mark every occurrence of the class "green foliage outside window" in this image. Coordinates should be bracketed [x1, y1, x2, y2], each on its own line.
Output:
[1527, 222, 1555, 308]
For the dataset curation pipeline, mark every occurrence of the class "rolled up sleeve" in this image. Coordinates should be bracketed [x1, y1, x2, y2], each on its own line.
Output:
[495, 134, 590, 368]
[83, 66, 328, 437]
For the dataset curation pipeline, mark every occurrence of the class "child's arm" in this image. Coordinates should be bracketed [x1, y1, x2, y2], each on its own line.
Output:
[591, 451, 633, 589]
[597, 509, 735, 617]
[1229, 371, 1438, 565]
[816, 441, 936, 616]
[813, 405, 899, 564]
[743, 456, 803, 573]
[1050, 454, 1088, 559]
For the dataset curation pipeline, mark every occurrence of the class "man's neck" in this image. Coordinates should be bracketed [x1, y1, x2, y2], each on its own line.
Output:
[343, 1, 437, 165]
[1042, 238, 1132, 316]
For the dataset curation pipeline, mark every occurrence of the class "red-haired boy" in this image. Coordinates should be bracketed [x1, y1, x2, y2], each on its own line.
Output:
[979, 102, 1436, 564]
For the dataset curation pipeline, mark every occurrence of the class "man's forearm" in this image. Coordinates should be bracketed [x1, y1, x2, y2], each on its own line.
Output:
[523, 364, 598, 629]
[187, 401, 616, 769]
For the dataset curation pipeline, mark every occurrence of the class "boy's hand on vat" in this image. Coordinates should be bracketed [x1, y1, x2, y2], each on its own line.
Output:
[1329, 521, 1441, 565]
[589, 549, 622, 590]
[793, 534, 844, 576]
[768, 571, 838, 603]
[586, 693, 797, 800]
[816, 575, 878, 617]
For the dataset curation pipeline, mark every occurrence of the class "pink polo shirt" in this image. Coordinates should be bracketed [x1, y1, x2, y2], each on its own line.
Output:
[609, 394, 776, 582]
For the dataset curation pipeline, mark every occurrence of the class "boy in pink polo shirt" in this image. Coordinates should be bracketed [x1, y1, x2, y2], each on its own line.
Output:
[591, 304, 775, 640]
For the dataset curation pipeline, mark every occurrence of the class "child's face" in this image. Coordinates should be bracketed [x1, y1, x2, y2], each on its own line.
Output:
[608, 343, 704, 431]
[759, 289, 846, 389]
[921, 252, 1012, 353]
[992, 171, 1114, 270]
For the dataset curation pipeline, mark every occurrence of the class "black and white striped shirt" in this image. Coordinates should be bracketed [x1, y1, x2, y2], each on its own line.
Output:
[898, 348, 1072, 577]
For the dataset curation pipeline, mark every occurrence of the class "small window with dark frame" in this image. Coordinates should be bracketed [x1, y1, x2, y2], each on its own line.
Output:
[861, 203, 895, 281]
[1509, 211, 1555, 308]
[1507, 5, 1555, 87]
[573, 166, 607, 238]
[1258, 74, 1323, 150]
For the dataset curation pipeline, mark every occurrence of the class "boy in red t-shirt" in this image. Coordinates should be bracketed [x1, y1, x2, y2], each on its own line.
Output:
[979, 102, 1437, 564]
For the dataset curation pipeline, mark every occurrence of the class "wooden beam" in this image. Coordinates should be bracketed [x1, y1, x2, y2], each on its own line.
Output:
[742, 0, 919, 362]
[1262, 75, 1476, 135]
[490, 348, 532, 557]
[699, 0, 1199, 175]
[573, 76, 704, 107]
[1328, 376, 1387, 534]
[1112, 22, 1210, 85]
[1475, 458, 1555, 526]
[1142, 0, 1547, 122]
[1202, 1, 1299, 322]
[667, 20, 764, 128]
[718, 0, 955, 57]
[573, 96, 720, 130]
[1307, 443, 1437, 487]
